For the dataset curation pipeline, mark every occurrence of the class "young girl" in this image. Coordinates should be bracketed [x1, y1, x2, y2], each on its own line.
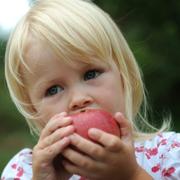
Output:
[1, 0, 180, 179]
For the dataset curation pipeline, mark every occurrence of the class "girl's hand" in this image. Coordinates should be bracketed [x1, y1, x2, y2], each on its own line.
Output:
[62, 112, 152, 180]
[32, 112, 75, 180]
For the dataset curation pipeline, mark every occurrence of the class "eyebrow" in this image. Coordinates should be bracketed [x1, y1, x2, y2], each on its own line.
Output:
[34, 78, 56, 89]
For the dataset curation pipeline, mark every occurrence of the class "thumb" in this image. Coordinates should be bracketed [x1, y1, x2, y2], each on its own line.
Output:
[114, 112, 133, 142]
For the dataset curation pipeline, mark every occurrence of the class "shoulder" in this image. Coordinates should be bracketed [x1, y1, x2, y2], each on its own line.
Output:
[1, 148, 33, 180]
[1, 148, 80, 180]
[135, 132, 180, 179]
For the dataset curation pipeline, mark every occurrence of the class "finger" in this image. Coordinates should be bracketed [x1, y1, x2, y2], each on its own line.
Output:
[53, 111, 67, 119]
[39, 125, 75, 149]
[68, 134, 106, 161]
[62, 157, 105, 180]
[88, 128, 122, 152]
[62, 149, 102, 178]
[62, 159, 88, 178]
[114, 112, 132, 141]
[33, 137, 71, 163]
[62, 147, 94, 168]
[40, 114, 72, 140]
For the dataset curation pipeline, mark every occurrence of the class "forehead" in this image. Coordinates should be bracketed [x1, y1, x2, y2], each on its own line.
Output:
[24, 35, 110, 73]
[22, 39, 51, 79]
[25, 37, 54, 66]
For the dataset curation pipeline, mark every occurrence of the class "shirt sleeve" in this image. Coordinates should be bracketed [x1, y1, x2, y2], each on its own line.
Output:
[160, 132, 180, 179]
[1, 148, 33, 180]
[135, 132, 180, 180]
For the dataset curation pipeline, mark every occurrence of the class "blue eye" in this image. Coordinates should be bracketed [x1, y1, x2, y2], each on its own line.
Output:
[45, 85, 63, 97]
[84, 69, 101, 81]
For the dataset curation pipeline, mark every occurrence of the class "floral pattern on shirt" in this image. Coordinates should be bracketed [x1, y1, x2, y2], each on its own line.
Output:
[135, 132, 180, 179]
[1, 132, 180, 180]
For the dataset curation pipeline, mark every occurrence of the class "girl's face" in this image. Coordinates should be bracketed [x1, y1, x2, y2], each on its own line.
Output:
[24, 38, 125, 127]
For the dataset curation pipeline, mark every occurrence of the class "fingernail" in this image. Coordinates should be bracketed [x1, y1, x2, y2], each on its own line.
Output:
[70, 134, 78, 143]
[67, 125, 75, 131]
[88, 128, 100, 137]
[60, 112, 67, 116]
[116, 112, 124, 118]
[61, 137, 70, 145]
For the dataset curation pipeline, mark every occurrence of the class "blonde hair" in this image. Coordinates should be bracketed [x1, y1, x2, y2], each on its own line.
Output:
[5, 0, 170, 139]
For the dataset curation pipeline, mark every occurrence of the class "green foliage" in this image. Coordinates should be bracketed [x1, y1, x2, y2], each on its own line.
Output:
[0, 132, 35, 173]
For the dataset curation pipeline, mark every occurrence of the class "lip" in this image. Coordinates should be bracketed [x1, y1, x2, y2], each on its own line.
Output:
[70, 107, 102, 115]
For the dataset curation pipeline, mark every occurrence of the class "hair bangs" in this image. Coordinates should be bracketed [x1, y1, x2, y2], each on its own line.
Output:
[27, 0, 113, 66]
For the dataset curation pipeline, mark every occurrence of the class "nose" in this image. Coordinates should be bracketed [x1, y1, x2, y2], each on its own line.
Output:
[69, 90, 93, 112]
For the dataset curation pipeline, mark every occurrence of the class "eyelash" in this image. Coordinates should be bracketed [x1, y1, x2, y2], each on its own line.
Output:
[84, 69, 102, 81]
[45, 85, 63, 97]
[45, 69, 103, 97]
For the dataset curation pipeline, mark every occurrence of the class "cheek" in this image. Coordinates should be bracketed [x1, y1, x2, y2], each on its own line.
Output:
[115, 86, 125, 114]
[103, 79, 125, 114]
[34, 101, 65, 127]
[103, 90, 125, 114]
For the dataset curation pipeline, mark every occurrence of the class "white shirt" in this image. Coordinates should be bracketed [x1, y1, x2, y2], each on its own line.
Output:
[1, 132, 180, 180]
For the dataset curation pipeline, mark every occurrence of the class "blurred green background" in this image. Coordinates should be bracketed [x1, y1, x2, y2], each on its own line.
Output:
[0, 0, 180, 174]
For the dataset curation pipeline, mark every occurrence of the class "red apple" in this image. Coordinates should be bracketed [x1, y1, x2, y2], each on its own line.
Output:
[69, 109, 120, 140]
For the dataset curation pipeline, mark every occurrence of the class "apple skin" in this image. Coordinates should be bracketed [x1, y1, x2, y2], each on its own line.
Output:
[69, 109, 120, 140]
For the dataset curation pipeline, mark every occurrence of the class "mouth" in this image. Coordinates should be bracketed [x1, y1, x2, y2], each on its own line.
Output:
[80, 109, 86, 113]
[72, 107, 101, 114]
